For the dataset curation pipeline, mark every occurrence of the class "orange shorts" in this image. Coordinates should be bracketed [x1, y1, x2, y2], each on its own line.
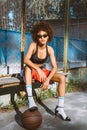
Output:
[32, 68, 51, 83]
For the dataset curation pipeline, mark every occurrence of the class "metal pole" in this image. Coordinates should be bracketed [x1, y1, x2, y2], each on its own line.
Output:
[63, 0, 70, 72]
[21, 0, 25, 70]
[20, 0, 26, 97]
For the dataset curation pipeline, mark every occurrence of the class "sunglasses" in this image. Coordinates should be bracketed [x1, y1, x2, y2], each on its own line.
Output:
[37, 34, 48, 39]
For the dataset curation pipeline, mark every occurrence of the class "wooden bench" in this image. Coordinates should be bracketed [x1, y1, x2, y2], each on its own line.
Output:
[0, 71, 68, 91]
[0, 71, 68, 106]
[0, 74, 43, 108]
[0, 76, 24, 88]
[0, 73, 43, 97]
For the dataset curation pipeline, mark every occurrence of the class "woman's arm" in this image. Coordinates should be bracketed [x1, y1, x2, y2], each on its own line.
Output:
[24, 42, 39, 70]
[42, 46, 57, 90]
[46, 46, 57, 81]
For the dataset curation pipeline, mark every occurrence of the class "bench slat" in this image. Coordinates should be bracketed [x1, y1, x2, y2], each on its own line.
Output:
[0, 76, 25, 88]
[0, 77, 22, 85]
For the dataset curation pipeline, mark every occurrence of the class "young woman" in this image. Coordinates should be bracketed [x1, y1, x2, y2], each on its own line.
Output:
[24, 21, 71, 121]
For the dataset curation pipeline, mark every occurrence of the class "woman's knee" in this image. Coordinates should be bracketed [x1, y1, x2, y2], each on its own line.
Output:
[59, 74, 66, 83]
[24, 65, 32, 75]
[24, 66, 32, 83]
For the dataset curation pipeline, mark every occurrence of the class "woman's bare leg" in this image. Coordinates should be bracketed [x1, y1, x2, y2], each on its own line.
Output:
[51, 73, 66, 97]
[24, 66, 32, 84]
[24, 66, 37, 111]
[51, 72, 71, 121]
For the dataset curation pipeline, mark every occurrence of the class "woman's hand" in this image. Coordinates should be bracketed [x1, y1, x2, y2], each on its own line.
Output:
[41, 78, 50, 90]
[36, 68, 47, 82]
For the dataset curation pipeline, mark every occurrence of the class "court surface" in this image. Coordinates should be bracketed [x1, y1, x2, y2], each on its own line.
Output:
[0, 91, 87, 130]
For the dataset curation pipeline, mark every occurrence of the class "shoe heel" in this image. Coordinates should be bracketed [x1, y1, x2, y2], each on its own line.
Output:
[55, 110, 57, 118]
[54, 106, 58, 118]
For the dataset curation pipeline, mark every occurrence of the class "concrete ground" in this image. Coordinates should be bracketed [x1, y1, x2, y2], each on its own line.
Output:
[0, 91, 87, 130]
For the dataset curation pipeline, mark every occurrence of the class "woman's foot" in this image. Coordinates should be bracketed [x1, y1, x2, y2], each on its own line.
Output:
[28, 96, 38, 111]
[29, 106, 38, 112]
[55, 106, 71, 121]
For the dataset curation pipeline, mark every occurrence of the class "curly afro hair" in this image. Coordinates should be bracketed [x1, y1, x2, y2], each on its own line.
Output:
[31, 21, 54, 43]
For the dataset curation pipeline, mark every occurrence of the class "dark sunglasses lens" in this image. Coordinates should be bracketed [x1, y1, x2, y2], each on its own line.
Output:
[43, 34, 48, 38]
[37, 34, 48, 38]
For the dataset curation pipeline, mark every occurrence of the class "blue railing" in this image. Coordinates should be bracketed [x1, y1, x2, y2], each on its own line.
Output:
[0, 29, 87, 68]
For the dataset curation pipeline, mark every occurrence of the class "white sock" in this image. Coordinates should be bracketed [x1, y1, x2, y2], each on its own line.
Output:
[26, 84, 37, 109]
[57, 97, 67, 119]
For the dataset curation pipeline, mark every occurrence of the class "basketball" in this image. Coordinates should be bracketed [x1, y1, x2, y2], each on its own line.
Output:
[22, 109, 42, 130]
